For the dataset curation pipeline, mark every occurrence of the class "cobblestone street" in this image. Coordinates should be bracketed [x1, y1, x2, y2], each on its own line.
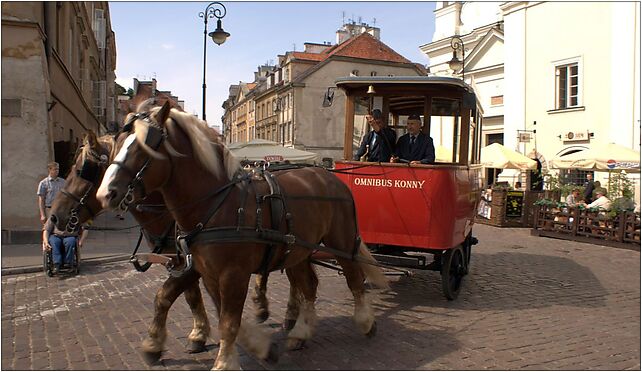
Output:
[2, 225, 640, 370]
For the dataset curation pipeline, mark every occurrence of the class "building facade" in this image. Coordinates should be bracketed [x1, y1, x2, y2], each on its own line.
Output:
[224, 22, 426, 160]
[2, 2, 117, 237]
[118, 78, 185, 122]
[421, 2, 640, 191]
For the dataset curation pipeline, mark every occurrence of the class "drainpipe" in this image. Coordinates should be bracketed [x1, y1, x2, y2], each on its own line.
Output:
[42, 2, 57, 163]
[43, 2, 56, 71]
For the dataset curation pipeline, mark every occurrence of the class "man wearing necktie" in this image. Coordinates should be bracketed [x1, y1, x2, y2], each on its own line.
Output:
[390, 114, 435, 165]
[354, 109, 396, 162]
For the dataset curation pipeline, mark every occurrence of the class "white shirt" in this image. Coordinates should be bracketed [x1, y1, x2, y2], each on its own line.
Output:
[37, 176, 66, 207]
[587, 196, 611, 210]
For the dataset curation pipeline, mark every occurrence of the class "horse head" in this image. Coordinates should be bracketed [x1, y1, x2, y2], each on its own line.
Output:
[50, 130, 112, 232]
[97, 101, 239, 213]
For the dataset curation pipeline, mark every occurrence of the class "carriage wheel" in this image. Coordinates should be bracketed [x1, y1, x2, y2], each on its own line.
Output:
[43, 251, 53, 277]
[441, 246, 465, 301]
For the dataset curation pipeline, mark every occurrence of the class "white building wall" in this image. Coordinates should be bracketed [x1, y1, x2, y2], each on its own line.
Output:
[501, 2, 527, 155]
[610, 2, 640, 150]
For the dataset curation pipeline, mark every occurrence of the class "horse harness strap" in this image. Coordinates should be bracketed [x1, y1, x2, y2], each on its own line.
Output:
[130, 222, 176, 272]
[257, 171, 292, 275]
[188, 227, 358, 263]
[163, 166, 368, 277]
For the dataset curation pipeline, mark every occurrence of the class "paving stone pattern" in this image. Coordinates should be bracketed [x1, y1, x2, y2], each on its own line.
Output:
[2, 225, 640, 370]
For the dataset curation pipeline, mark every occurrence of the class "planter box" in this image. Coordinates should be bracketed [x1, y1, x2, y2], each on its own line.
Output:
[532, 205, 641, 249]
[476, 189, 535, 228]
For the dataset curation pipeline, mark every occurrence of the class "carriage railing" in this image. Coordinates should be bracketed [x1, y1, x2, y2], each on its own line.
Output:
[532, 203, 641, 247]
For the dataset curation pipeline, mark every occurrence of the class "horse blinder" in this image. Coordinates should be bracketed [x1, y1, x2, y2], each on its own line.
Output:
[145, 125, 165, 150]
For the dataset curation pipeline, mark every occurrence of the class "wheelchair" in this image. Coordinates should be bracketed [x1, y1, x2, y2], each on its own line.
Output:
[43, 245, 80, 277]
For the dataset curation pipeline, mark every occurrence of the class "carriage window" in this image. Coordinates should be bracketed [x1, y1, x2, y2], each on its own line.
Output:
[430, 98, 461, 163]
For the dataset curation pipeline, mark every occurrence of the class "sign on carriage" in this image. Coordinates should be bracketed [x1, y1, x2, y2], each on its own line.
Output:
[353, 177, 426, 189]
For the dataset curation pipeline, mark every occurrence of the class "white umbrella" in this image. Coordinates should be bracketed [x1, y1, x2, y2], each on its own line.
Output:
[549, 142, 640, 172]
[480, 143, 537, 170]
[228, 139, 320, 164]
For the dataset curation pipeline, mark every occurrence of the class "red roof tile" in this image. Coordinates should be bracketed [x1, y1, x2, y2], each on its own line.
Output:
[327, 33, 411, 64]
[291, 52, 326, 62]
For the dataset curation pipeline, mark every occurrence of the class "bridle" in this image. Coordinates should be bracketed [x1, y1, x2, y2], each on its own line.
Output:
[61, 151, 108, 233]
[111, 111, 167, 213]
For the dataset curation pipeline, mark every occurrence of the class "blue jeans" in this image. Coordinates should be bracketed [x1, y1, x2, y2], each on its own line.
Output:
[48, 235, 76, 266]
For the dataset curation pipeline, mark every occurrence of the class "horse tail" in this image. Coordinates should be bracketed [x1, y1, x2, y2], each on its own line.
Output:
[358, 242, 389, 289]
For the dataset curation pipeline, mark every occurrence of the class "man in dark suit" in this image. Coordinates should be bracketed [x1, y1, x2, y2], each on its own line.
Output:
[390, 114, 435, 164]
[583, 173, 595, 203]
[354, 109, 396, 163]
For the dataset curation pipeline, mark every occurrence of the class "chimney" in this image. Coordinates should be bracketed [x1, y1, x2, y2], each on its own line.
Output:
[336, 21, 380, 44]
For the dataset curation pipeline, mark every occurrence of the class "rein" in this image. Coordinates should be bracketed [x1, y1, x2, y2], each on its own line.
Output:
[60, 182, 96, 233]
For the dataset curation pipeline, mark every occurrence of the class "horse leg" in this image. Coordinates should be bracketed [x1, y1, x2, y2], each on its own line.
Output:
[183, 274, 210, 353]
[334, 256, 375, 336]
[332, 241, 386, 337]
[284, 260, 318, 351]
[252, 273, 270, 323]
[141, 269, 201, 364]
[207, 270, 275, 370]
[283, 284, 300, 331]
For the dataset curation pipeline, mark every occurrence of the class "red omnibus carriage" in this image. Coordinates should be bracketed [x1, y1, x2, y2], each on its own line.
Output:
[332, 76, 483, 300]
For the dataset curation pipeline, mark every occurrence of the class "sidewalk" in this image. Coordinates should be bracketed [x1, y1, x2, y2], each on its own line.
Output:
[1, 211, 143, 275]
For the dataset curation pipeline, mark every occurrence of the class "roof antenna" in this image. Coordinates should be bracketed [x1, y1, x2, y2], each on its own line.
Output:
[292, 43, 296, 52]
[342, 11, 345, 25]
[373, 17, 377, 27]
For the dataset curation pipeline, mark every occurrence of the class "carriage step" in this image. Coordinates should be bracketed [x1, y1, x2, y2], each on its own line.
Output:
[371, 253, 427, 269]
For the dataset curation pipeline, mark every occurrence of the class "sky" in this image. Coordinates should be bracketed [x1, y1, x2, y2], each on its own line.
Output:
[109, 1, 437, 130]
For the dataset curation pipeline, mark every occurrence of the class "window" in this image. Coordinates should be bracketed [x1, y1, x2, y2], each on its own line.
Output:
[555, 63, 579, 109]
[351, 70, 359, 76]
[370, 71, 377, 76]
[560, 169, 593, 186]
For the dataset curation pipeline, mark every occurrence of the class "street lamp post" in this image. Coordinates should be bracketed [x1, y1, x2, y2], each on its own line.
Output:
[448, 35, 465, 81]
[198, 2, 230, 122]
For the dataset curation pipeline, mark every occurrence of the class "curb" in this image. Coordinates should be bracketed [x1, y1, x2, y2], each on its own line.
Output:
[1, 254, 132, 276]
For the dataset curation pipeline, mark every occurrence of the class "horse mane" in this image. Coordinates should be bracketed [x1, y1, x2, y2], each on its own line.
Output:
[134, 105, 239, 180]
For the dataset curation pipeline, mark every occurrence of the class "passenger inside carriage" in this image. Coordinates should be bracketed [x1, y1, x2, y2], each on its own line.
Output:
[390, 114, 435, 165]
[354, 109, 396, 163]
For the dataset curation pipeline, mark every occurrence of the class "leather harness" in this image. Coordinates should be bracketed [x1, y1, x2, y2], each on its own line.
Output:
[170, 165, 362, 278]
[118, 112, 367, 278]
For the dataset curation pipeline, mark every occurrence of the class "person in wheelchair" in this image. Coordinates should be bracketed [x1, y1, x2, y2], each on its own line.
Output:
[42, 217, 87, 274]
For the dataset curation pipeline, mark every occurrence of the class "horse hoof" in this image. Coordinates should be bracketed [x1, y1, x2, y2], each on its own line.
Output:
[142, 350, 162, 365]
[365, 321, 377, 338]
[187, 340, 206, 354]
[286, 338, 306, 351]
[264, 342, 279, 364]
[282, 319, 296, 331]
[256, 309, 269, 323]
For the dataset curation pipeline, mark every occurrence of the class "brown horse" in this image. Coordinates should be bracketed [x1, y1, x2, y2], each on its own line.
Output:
[96, 102, 387, 370]
[49, 131, 214, 362]
[50, 129, 278, 363]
